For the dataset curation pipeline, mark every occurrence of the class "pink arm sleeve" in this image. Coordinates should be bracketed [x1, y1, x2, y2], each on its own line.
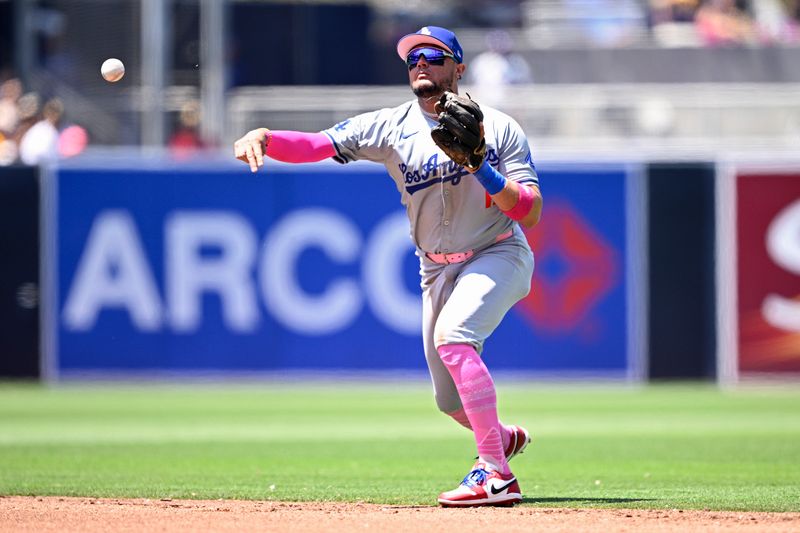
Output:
[264, 131, 336, 163]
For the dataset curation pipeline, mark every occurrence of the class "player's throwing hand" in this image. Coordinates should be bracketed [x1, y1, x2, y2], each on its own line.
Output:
[234, 127, 271, 172]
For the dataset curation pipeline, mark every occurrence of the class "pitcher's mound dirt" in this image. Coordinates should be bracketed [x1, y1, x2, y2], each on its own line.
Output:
[1, 496, 799, 532]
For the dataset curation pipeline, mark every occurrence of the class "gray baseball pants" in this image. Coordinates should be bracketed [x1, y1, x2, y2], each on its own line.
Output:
[419, 228, 534, 414]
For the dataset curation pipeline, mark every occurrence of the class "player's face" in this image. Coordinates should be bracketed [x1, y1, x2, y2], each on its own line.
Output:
[407, 46, 464, 98]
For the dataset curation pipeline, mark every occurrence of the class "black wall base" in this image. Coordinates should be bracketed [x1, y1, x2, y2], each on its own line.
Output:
[647, 163, 717, 379]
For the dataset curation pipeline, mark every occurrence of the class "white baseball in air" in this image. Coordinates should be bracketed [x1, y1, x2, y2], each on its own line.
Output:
[101, 58, 125, 82]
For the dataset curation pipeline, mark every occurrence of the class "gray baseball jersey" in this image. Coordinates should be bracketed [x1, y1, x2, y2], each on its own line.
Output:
[322, 99, 539, 254]
[323, 98, 537, 414]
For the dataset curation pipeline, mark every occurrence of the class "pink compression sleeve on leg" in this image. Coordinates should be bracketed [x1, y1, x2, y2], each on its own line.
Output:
[448, 408, 472, 430]
[438, 344, 510, 475]
[264, 131, 336, 163]
[447, 408, 517, 454]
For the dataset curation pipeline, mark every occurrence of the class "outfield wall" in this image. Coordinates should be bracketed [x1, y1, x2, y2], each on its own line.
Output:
[41, 157, 642, 380]
[30, 154, 800, 381]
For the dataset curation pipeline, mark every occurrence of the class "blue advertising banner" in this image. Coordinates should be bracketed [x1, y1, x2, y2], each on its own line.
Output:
[507, 166, 631, 372]
[52, 159, 635, 376]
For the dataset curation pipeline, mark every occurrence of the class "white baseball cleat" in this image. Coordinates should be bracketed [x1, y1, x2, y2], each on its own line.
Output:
[438, 462, 522, 507]
[504, 425, 531, 462]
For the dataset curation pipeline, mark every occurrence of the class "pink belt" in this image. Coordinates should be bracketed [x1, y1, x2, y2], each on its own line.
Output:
[425, 230, 514, 265]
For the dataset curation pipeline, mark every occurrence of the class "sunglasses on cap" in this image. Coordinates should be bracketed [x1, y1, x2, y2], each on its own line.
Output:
[406, 47, 455, 70]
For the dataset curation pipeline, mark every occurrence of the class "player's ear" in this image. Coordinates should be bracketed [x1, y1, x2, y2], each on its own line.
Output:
[456, 63, 466, 80]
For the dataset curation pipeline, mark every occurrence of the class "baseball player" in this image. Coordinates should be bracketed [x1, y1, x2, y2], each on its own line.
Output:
[234, 26, 542, 507]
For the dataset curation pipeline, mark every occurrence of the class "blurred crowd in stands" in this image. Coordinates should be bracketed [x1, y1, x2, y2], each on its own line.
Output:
[376, 0, 800, 49]
[512, 0, 800, 48]
[1, 1, 798, 156]
[0, 73, 209, 163]
[648, 0, 800, 47]
[0, 76, 88, 166]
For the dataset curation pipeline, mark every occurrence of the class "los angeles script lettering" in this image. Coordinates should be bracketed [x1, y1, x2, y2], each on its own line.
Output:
[401, 149, 500, 195]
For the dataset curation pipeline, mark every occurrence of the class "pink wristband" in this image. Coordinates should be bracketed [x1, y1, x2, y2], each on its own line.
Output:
[502, 184, 535, 221]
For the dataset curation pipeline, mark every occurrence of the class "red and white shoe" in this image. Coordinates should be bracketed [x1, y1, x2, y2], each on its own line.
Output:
[504, 425, 531, 461]
[438, 462, 522, 507]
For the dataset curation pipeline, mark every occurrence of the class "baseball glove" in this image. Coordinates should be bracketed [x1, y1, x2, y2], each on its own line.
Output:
[430, 92, 486, 172]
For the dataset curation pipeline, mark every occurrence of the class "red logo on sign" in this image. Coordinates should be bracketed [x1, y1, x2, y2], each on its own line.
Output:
[517, 202, 618, 333]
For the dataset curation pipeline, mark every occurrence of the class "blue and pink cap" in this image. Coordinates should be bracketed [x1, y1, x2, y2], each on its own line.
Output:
[396, 26, 464, 64]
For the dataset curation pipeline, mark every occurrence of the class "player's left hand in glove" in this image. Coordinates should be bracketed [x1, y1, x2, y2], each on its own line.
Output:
[430, 92, 487, 173]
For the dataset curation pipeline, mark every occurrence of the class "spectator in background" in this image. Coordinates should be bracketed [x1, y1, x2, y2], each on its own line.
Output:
[58, 124, 89, 158]
[19, 97, 63, 165]
[168, 99, 206, 159]
[649, 0, 702, 46]
[0, 91, 40, 166]
[0, 78, 22, 137]
[0, 78, 23, 165]
[650, 0, 701, 23]
[467, 30, 532, 109]
[695, 0, 757, 46]
[12, 93, 41, 145]
[751, 0, 800, 44]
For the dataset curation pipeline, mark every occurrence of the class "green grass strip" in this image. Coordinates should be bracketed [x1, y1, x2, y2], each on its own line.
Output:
[0, 381, 798, 511]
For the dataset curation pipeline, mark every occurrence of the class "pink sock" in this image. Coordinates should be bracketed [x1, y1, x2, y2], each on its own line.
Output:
[448, 408, 514, 452]
[438, 344, 510, 475]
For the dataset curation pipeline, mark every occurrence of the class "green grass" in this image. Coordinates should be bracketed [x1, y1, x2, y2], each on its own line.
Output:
[0, 381, 798, 511]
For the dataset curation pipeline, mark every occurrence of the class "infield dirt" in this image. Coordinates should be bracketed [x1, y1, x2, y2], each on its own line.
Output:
[1, 496, 799, 533]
